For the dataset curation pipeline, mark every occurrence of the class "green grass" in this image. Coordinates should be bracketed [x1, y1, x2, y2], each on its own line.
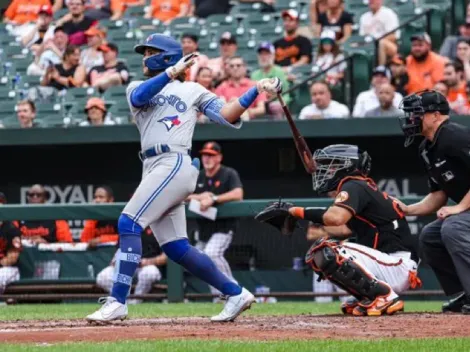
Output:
[0, 301, 442, 321]
[3, 338, 470, 352]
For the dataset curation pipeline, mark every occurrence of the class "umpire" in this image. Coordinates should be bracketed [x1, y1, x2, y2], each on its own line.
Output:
[397, 89, 470, 313]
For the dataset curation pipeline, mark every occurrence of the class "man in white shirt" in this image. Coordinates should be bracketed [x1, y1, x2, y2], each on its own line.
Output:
[299, 81, 349, 119]
[364, 83, 403, 118]
[352, 66, 403, 118]
[359, 0, 399, 65]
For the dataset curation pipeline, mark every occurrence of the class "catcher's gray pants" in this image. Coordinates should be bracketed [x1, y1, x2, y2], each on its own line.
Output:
[196, 231, 236, 296]
[419, 211, 470, 296]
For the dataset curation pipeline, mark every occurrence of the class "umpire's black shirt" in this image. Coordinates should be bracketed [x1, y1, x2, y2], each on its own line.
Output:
[419, 120, 470, 203]
[194, 165, 243, 241]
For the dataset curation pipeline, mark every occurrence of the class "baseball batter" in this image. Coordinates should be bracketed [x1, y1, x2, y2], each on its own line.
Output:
[86, 34, 282, 323]
[256, 145, 422, 316]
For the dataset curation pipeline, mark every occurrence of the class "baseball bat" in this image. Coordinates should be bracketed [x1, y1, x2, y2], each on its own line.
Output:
[277, 93, 316, 174]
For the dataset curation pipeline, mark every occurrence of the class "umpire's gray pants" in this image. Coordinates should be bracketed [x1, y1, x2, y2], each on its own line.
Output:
[419, 211, 470, 296]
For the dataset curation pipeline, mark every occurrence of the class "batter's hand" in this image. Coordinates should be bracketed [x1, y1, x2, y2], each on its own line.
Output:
[257, 77, 282, 95]
[437, 205, 464, 219]
[166, 52, 199, 80]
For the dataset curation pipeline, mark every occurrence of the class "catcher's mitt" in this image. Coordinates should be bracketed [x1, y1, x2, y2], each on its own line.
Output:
[254, 200, 297, 236]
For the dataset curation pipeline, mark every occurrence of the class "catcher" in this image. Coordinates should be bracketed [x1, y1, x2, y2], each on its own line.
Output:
[256, 144, 421, 316]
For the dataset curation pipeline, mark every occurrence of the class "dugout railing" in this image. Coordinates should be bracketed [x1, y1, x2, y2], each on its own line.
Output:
[0, 198, 446, 303]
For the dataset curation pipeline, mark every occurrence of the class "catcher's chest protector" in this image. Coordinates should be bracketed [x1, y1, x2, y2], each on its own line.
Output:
[306, 241, 391, 300]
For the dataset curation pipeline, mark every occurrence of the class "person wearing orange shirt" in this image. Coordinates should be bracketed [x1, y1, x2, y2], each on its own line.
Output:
[15, 184, 73, 244]
[4, 0, 52, 38]
[145, 0, 190, 24]
[109, 0, 146, 20]
[406, 33, 448, 94]
[443, 61, 470, 115]
[81, 185, 118, 248]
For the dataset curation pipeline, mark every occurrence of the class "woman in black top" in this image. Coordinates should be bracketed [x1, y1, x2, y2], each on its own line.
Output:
[41, 44, 86, 90]
[316, 0, 353, 43]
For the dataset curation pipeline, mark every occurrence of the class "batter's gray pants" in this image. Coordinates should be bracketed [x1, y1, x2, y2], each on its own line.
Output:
[419, 211, 470, 296]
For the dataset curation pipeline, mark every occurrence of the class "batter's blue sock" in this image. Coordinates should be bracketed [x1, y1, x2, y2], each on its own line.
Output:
[162, 239, 242, 296]
[111, 214, 143, 304]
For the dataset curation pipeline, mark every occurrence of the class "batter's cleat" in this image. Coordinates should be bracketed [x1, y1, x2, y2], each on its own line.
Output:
[365, 295, 404, 316]
[341, 297, 360, 315]
[442, 292, 467, 313]
[86, 297, 128, 323]
[210, 287, 256, 322]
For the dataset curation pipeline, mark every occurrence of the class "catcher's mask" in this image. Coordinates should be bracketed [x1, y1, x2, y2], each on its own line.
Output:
[312, 144, 371, 195]
[398, 89, 450, 147]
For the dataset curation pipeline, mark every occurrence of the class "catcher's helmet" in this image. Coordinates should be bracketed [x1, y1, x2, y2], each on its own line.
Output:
[312, 144, 371, 195]
[134, 34, 183, 72]
[398, 89, 450, 147]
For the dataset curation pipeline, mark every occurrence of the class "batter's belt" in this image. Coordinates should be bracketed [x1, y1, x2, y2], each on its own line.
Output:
[139, 144, 191, 161]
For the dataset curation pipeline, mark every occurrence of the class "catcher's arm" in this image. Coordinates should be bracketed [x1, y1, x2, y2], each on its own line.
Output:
[306, 223, 352, 241]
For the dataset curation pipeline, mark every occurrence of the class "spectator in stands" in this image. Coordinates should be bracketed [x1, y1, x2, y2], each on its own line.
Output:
[274, 10, 312, 70]
[79, 97, 115, 126]
[88, 43, 129, 92]
[316, 0, 353, 43]
[352, 65, 402, 117]
[96, 227, 167, 304]
[20, 5, 55, 52]
[27, 26, 69, 77]
[314, 30, 346, 85]
[207, 32, 238, 84]
[311, 0, 328, 28]
[406, 33, 447, 94]
[433, 81, 449, 97]
[298, 81, 349, 119]
[196, 67, 213, 91]
[359, 0, 399, 65]
[16, 184, 73, 244]
[215, 56, 266, 120]
[40, 44, 86, 91]
[55, 0, 98, 46]
[187, 141, 243, 300]
[80, 185, 118, 248]
[443, 61, 470, 115]
[53, 0, 114, 20]
[388, 54, 408, 96]
[181, 33, 209, 81]
[364, 83, 402, 118]
[80, 27, 105, 74]
[16, 100, 40, 128]
[145, 0, 190, 24]
[0, 193, 22, 295]
[3, 0, 52, 37]
[456, 39, 470, 81]
[195, 67, 213, 123]
[190, 0, 230, 18]
[440, 21, 470, 61]
[109, 0, 146, 20]
[251, 41, 289, 119]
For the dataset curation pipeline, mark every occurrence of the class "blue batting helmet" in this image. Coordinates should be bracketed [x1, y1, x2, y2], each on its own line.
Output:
[134, 33, 183, 71]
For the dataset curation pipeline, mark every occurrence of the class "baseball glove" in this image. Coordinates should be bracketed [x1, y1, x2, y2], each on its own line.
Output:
[255, 200, 297, 236]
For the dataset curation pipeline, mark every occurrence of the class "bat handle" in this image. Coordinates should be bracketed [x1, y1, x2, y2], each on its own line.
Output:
[277, 93, 286, 108]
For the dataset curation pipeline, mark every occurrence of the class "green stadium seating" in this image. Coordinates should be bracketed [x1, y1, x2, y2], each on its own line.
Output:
[103, 86, 127, 101]
[124, 6, 146, 18]
[0, 101, 18, 122]
[107, 100, 132, 122]
[0, 86, 18, 102]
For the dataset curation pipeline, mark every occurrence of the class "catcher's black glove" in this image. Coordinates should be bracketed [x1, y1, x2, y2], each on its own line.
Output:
[254, 200, 298, 236]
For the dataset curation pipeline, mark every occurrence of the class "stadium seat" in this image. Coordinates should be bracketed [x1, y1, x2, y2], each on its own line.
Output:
[107, 100, 132, 122]
[0, 101, 18, 123]
[0, 86, 19, 102]
[103, 86, 127, 101]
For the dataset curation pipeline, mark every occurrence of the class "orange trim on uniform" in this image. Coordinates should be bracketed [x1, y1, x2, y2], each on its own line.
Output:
[290, 207, 305, 219]
[55, 220, 73, 243]
[342, 244, 403, 267]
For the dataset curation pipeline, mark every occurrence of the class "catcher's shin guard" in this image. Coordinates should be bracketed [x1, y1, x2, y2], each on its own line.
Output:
[305, 240, 391, 302]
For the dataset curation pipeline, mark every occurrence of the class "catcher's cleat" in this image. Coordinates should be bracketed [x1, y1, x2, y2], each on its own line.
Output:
[210, 287, 256, 322]
[442, 292, 467, 313]
[341, 297, 359, 315]
[86, 296, 128, 323]
[364, 296, 404, 316]
[352, 304, 368, 316]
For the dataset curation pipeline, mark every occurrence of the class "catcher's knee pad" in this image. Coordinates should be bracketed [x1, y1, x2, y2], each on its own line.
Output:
[305, 240, 391, 301]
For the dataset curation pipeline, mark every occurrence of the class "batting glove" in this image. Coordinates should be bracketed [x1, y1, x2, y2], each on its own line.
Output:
[166, 52, 199, 80]
[257, 77, 282, 95]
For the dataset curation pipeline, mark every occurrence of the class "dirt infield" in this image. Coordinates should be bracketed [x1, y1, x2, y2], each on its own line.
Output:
[1, 314, 470, 343]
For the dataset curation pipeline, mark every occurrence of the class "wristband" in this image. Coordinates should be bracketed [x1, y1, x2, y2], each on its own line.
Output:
[238, 87, 259, 108]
